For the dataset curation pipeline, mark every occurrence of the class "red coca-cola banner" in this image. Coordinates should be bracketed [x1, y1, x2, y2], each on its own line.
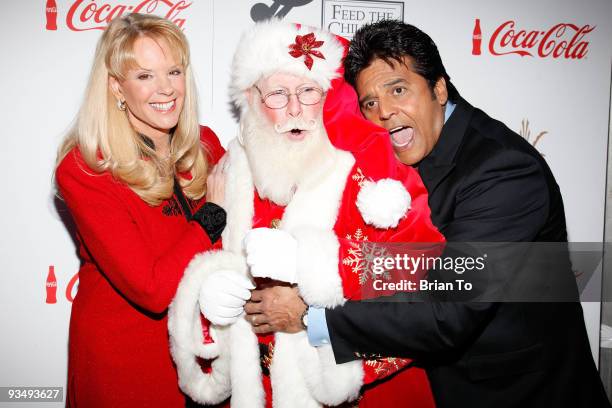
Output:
[473, 19, 596, 59]
[45, 0, 192, 31]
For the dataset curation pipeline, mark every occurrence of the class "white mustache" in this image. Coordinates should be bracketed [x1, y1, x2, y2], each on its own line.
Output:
[274, 118, 317, 134]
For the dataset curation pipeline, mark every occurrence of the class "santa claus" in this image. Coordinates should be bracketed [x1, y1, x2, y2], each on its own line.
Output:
[168, 19, 444, 408]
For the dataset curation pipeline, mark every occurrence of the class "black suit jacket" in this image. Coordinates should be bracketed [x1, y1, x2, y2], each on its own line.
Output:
[326, 98, 610, 407]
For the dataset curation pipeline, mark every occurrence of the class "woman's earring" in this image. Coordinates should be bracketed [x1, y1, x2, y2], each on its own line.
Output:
[117, 99, 126, 111]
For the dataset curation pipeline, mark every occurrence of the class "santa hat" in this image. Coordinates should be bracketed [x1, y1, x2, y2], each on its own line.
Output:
[230, 19, 345, 113]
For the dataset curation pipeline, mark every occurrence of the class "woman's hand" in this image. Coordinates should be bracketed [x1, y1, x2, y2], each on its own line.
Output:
[206, 154, 227, 206]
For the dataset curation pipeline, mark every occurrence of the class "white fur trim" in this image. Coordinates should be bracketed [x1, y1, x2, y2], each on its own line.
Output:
[169, 250, 248, 404]
[230, 318, 266, 408]
[272, 332, 363, 407]
[293, 227, 345, 308]
[271, 333, 320, 408]
[221, 139, 255, 254]
[274, 148, 365, 405]
[296, 340, 363, 405]
[357, 178, 411, 228]
[283, 149, 354, 307]
[207, 143, 266, 408]
[282, 149, 354, 231]
[230, 19, 344, 113]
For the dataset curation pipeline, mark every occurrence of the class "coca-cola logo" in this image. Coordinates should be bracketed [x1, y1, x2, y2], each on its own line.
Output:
[46, 0, 192, 32]
[45, 265, 79, 304]
[472, 19, 596, 59]
[66, 272, 80, 303]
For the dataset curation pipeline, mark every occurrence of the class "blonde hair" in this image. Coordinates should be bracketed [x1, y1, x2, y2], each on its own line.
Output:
[56, 13, 208, 206]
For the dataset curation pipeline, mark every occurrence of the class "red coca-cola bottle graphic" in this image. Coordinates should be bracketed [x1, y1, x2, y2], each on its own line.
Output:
[46, 0, 57, 31]
[472, 18, 482, 55]
[46, 265, 58, 304]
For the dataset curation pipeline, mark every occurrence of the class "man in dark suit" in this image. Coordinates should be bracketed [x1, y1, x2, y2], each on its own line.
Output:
[245, 20, 610, 407]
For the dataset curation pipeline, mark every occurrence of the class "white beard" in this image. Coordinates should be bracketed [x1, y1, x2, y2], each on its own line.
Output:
[241, 104, 334, 206]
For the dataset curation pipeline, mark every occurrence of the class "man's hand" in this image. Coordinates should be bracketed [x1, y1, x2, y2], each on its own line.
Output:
[244, 285, 306, 334]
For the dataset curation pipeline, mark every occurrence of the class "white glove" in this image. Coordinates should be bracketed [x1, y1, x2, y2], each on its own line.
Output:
[243, 228, 298, 284]
[199, 270, 255, 326]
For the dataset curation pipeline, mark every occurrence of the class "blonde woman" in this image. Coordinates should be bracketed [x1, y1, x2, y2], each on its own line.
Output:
[55, 13, 226, 407]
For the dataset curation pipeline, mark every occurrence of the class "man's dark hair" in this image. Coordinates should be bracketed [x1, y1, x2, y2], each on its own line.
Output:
[344, 20, 459, 102]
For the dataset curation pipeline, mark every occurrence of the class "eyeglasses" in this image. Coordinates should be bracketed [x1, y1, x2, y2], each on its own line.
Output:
[254, 85, 325, 109]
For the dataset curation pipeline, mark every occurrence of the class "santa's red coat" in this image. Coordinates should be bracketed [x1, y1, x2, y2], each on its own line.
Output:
[169, 130, 444, 407]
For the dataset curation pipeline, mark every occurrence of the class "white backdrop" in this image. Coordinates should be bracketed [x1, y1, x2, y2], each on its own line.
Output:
[1, 1, 611, 406]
